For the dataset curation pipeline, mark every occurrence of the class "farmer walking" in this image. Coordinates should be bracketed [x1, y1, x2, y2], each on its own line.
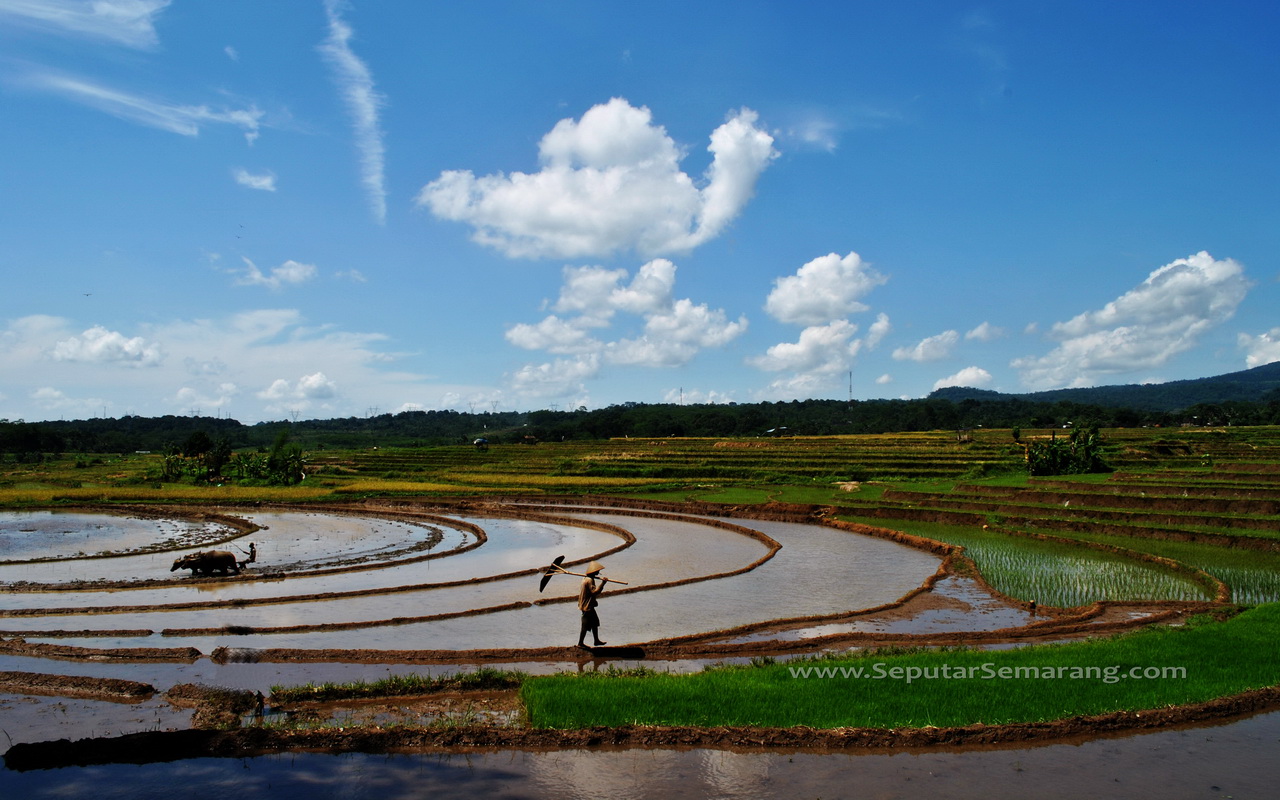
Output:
[577, 561, 608, 648]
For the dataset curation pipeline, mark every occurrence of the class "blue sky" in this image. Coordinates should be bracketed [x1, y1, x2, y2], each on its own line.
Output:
[2, 1, 1277, 424]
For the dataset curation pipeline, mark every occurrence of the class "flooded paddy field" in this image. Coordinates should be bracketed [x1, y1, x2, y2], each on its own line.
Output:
[4, 709, 1278, 799]
[3, 496, 1277, 796]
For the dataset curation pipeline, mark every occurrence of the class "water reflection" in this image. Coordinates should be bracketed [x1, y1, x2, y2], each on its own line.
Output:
[4, 711, 1278, 799]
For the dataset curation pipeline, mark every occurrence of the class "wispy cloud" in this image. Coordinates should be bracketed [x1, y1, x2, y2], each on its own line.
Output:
[233, 168, 277, 191]
[27, 72, 263, 141]
[319, 0, 388, 225]
[0, 0, 170, 49]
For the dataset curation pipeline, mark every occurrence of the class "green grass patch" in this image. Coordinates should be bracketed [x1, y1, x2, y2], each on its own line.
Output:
[522, 606, 1280, 729]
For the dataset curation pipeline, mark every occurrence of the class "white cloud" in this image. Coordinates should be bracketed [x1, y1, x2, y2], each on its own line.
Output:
[319, 0, 388, 224]
[875, 373, 893, 385]
[764, 251, 888, 326]
[0, 0, 170, 48]
[51, 325, 163, 366]
[417, 98, 777, 259]
[1239, 328, 1280, 369]
[510, 259, 744, 368]
[785, 114, 839, 152]
[508, 355, 600, 399]
[0, 311, 449, 423]
[750, 320, 859, 374]
[233, 168, 276, 191]
[506, 315, 601, 354]
[506, 260, 746, 401]
[224, 45, 239, 61]
[934, 366, 994, 391]
[865, 313, 891, 349]
[965, 321, 1003, 341]
[893, 330, 960, 362]
[174, 383, 238, 412]
[234, 257, 317, 290]
[258, 372, 338, 412]
[27, 72, 263, 141]
[607, 298, 747, 367]
[1012, 252, 1251, 389]
[663, 387, 735, 404]
[31, 386, 107, 416]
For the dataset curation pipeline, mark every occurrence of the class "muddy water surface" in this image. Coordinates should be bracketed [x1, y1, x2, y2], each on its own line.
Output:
[0, 511, 232, 563]
[3, 711, 1277, 799]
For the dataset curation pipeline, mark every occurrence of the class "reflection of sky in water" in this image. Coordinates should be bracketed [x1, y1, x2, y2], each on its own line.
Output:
[0, 511, 230, 561]
[0, 513, 460, 589]
[2, 713, 1279, 799]
[0, 516, 620, 616]
[721, 575, 1034, 642]
[27, 517, 939, 652]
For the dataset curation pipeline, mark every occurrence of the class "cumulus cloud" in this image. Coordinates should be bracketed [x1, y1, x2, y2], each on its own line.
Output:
[508, 260, 745, 367]
[234, 257, 317, 290]
[893, 330, 960, 362]
[934, 366, 994, 391]
[764, 251, 888, 326]
[27, 72, 264, 142]
[258, 371, 338, 413]
[505, 315, 601, 355]
[233, 168, 276, 191]
[1012, 252, 1251, 389]
[607, 299, 747, 368]
[1239, 328, 1280, 368]
[750, 320, 860, 375]
[417, 98, 777, 259]
[752, 251, 891, 398]
[51, 325, 163, 366]
[319, 0, 388, 224]
[0, 0, 170, 48]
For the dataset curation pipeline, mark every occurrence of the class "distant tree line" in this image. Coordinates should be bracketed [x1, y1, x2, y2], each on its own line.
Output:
[3, 394, 1279, 458]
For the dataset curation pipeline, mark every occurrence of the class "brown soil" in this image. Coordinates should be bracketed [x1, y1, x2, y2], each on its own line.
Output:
[0, 671, 154, 702]
[7, 686, 1280, 771]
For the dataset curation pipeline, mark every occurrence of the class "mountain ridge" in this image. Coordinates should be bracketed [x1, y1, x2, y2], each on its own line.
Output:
[929, 360, 1280, 412]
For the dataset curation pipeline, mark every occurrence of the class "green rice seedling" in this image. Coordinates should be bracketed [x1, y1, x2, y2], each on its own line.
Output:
[523, 605, 1280, 730]
[841, 517, 1210, 606]
[1049, 531, 1280, 605]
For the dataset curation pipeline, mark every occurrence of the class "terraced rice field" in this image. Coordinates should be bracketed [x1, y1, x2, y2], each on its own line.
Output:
[1, 425, 1278, 760]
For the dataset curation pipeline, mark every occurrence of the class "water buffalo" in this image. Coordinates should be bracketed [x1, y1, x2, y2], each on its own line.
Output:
[171, 550, 241, 576]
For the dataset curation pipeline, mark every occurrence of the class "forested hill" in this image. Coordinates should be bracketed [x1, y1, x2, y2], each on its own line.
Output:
[930, 360, 1280, 412]
[4, 372, 1280, 456]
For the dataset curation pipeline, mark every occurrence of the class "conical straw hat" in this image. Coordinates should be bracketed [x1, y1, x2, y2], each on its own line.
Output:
[587, 561, 604, 574]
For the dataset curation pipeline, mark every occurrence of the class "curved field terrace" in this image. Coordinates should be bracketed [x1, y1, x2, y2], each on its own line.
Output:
[2, 428, 1280, 791]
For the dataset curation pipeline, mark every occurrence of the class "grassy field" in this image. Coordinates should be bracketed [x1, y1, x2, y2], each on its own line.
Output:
[522, 605, 1280, 729]
[6, 425, 1280, 731]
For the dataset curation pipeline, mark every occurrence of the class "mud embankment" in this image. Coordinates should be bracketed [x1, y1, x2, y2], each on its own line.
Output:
[7, 685, 1280, 771]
